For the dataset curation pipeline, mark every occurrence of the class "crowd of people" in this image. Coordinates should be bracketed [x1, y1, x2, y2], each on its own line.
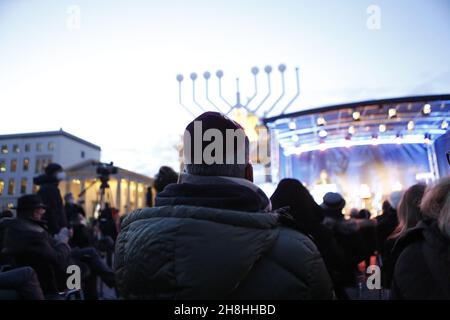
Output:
[1, 111, 449, 300]
[0, 164, 116, 299]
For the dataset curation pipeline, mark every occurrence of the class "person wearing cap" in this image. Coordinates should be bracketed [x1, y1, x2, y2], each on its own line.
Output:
[115, 112, 333, 300]
[33, 163, 67, 235]
[0, 194, 72, 294]
[321, 192, 347, 221]
[320, 192, 377, 290]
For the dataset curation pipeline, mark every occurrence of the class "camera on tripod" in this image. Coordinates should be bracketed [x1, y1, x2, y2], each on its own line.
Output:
[96, 162, 118, 189]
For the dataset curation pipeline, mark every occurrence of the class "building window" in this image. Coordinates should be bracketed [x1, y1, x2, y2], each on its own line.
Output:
[8, 179, 15, 195]
[36, 143, 42, 152]
[24, 144, 31, 152]
[35, 156, 52, 174]
[0, 160, 6, 173]
[35, 159, 41, 174]
[10, 159, 17, 173]
[13, 144, 20, 153]
[42, 158, 50, 171]
[1, 145, 8, 154]
[23, 158, 30, 171]
[81, 151, 85, 158]
[0, 179, 4, 196]
[20, 178, 27, 194]
[48, 142, 55, 151]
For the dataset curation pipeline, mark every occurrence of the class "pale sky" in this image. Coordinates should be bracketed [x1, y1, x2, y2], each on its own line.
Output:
[1, 0, 449, 177]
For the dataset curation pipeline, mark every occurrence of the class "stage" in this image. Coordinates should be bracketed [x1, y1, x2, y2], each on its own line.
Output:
[264, 95, 450, 215]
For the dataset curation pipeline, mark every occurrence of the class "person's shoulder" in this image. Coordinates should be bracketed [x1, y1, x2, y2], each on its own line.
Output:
[392, 224, 425, 255]
[394, 240, 428, 287]
[269, 226, 334, 299]
[0, 217, 14, 228]
[276, 227, 318, 254]
[392, 240, 432, 298]
[269, 227, 323, 273]
[396, 241, 424, 269]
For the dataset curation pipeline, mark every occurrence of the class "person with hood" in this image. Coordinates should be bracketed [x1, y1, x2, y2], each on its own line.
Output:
[115, 112, 333, 300]
[390, 177, 450, 299]
[33, 163, 67, 235]
[270, 179, 347, 299]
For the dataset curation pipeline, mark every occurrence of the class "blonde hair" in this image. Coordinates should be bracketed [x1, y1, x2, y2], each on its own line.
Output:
[420, 176, 450, 239]
[390, 184, 426, 239]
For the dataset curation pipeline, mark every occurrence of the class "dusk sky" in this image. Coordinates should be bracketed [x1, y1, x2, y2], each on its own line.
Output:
[1, 0, 449, 176]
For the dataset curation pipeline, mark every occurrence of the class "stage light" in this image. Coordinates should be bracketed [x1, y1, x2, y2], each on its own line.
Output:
[371, 134, 379, 145]
[348, 125, 356, 135]
[292, 134, 299, 142]
[407, 121, 415, 131]
[319, 142, 328, 151]
[422, 103, 431, 115]
[352, 111, 361, 121]
[289, 120, 296, 130]
[393, 182, 403, 192]
[395, 134, 403, 144]
[317, 116, 326, 126]
[379, 124, 387, 133]
[359, 184, 372, 199]
[318, 129, 328, 138]
[388, 108, 397, 119]
[441, 120, 448, 130]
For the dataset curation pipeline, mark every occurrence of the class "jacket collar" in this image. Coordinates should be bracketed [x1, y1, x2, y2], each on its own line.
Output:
[156, 173, 271, 213]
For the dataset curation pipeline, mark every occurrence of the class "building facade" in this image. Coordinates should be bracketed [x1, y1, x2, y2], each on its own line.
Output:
[0, 130, 101, 209]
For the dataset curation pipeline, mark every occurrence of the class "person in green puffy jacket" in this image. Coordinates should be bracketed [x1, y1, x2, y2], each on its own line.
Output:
[114, 112, 334, 300]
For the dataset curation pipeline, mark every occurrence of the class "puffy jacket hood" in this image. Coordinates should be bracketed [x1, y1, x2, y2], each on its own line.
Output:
[115, 206, 279, 299]
[156, 174, 271, 212]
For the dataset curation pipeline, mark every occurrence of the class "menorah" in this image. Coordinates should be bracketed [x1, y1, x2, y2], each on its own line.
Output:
[176, 64, 300, 119]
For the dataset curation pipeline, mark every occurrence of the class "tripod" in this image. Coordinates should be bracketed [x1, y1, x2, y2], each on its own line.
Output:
[78, 176, 116, 217]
